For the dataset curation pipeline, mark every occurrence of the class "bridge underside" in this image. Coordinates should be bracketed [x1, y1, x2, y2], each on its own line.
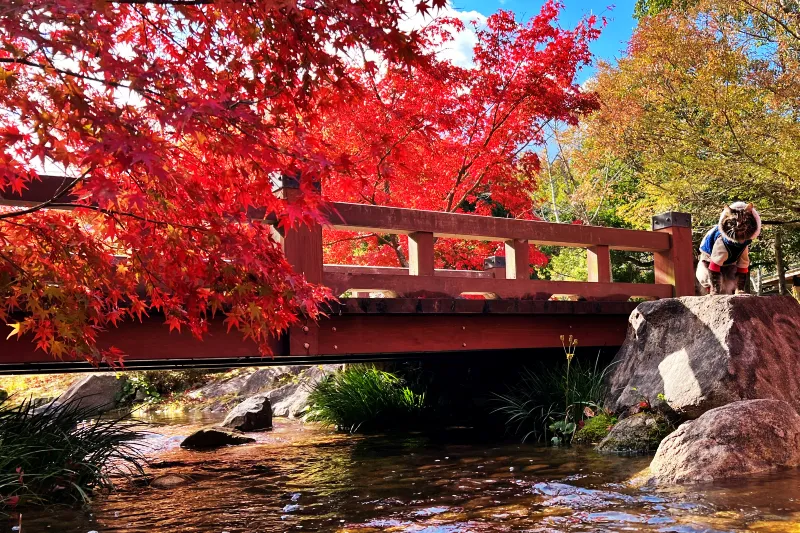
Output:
[0, 299, 637, 373]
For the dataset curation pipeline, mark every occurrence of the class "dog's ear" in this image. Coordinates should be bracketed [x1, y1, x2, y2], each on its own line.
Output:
[745, 203, 754, 212]
[722, 205, 732, 215]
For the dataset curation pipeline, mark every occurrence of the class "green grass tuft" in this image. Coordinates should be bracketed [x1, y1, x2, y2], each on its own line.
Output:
[0, 398, 147, 507]
[306, 366, 426, 432]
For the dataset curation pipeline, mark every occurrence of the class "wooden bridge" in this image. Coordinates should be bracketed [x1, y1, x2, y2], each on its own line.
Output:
[0, 178, 695, 372]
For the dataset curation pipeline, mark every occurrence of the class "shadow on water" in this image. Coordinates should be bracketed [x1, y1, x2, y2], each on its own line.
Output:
[11, 419, 800, 533]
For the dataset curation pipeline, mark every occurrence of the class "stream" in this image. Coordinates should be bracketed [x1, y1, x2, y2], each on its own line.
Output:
[11, 413, 800, 533]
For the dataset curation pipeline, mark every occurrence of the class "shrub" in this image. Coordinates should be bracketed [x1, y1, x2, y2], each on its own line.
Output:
[0, 398, 146, 507]
[118, 370, 213, 404]
[492, 349, 615, 445]
[306, 366, 426, 432]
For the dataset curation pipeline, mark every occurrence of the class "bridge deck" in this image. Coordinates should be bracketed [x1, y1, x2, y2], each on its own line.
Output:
[0, 299, 637, 373]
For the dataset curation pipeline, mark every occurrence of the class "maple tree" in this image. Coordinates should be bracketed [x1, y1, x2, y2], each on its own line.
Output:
[0, 0, 439, 363]
[316, 3, 601, 271]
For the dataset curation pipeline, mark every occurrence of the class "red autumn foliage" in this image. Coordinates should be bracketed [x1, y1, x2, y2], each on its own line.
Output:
[0, 0, 429, 363]
[0, 0, 601, 364]
[319, 3, 601, 270]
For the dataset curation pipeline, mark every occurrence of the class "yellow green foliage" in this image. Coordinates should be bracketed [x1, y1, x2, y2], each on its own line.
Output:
[586, 2, 800, 227]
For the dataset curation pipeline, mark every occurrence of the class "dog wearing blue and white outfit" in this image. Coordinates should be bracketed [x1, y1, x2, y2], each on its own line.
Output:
[696, 202, 761, 295]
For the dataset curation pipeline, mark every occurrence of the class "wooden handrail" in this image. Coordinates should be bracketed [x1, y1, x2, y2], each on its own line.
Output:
[326, 202, 671, 252]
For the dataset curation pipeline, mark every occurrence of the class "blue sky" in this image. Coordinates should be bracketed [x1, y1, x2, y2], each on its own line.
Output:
[450, 0, 638, 82]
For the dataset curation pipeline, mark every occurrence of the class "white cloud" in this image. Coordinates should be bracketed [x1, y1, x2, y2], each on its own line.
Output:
[399, 1, 488, 69]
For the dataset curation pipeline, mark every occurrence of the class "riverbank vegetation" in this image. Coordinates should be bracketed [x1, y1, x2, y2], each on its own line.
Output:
[307, 366, 427, 432]
[0, 399, 145, 508]
[493, 346, 616, 445]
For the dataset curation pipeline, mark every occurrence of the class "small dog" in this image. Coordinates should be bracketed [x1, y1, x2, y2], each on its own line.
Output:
[696, 202, 761, 295]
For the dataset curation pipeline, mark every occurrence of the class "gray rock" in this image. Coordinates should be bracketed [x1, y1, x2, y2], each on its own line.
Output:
[221, 394, 273, 431]
[194, 371, 254, 400]
[180, 428, 255, 450]
[56, 373, 123, 413]
[31, 397, 53, 408]
[269, 364, 343, 418]
[650, 399, 800, 484]
[606, 296, 800, 419]
[596, 412, 672, 453]
[239, 366, 307, 396]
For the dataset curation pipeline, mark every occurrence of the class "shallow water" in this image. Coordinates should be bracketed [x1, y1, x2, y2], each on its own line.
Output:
[11, 414, 800, 533]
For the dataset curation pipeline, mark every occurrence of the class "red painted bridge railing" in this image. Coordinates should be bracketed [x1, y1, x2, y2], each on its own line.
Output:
[282, 188, 695, 303]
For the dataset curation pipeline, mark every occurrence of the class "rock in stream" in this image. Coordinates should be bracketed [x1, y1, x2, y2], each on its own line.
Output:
[650, 399, 800, 483]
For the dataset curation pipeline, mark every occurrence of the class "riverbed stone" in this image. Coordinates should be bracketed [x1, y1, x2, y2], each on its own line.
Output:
[605, 295, 800, 419]
[53, 373, 123, 413]
[650, 399, 800, 483]
[596, 412, 672, 454]
[180, 428, 255, 450]
[150, 474, 193, 489]
[221, 394, 272, 431]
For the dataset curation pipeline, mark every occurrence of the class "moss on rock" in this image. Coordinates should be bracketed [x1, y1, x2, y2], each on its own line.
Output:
[574, 414, 617, 445]
[595, 412, 672, 454]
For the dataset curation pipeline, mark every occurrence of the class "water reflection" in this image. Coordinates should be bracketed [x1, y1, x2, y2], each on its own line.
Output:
[11, 418, 800, 533]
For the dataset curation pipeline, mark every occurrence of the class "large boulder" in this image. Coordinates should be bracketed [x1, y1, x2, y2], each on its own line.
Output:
[180, 428, 255, 450]
[606, 296, 800, 419]
[56, 373, 123, 413]
[221, 394, 272, 432]
[596, 412, 672, 454]
[650, 399, 800, 483]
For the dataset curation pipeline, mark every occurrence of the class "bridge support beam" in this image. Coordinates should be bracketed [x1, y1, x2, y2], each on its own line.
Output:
[652, 212, 695, 297]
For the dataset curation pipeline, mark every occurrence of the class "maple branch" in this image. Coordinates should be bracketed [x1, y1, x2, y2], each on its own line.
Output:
[0, 57, 163, 99]
[323, 233, 377, 246]
[0, 249, 37, 286]
[377, 233, 408, 268]
[0, 172, 89, 220]
[42, 203, 207, 232]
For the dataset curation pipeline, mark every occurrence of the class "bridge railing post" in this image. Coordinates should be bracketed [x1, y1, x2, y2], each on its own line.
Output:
[504, 239, 530, 279]
[409, 232, 435, 276]
[587, 245, 611, 283]
[652, 212, 695, 297]
[280, 175, 323, 356]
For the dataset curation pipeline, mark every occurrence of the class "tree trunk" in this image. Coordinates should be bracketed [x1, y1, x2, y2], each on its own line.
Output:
[756, 267, 763, 296]
[380, 234, 408, 268]
[775, 229, 787, 296]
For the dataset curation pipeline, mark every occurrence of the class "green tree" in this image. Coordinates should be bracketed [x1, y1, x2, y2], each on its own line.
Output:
[584, 2, 800, 275]
[532, 126, 654, 283]
[633, 0, 698, 19]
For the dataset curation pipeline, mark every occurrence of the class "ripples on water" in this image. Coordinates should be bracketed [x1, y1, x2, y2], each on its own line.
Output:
[13, 414, 800, 533]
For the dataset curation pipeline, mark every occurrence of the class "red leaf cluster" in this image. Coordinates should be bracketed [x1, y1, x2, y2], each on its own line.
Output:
[318, 2, 600, 271]
[0, 0, 427, 363]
